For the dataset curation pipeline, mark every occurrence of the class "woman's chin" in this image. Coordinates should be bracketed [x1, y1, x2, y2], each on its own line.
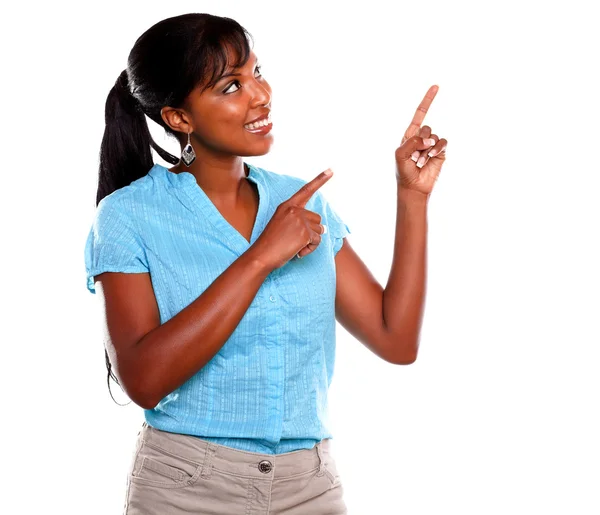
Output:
[245, 135, 274, 156]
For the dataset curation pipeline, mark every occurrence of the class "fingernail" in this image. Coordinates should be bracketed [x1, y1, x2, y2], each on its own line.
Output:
[425, 138, 436, 146]
[417, 156, 426, 168]
[324, 169, 333, 176]
[427, 149, 436, 157]
[322, 224, 328, 234]
[411, 151, 420, 162]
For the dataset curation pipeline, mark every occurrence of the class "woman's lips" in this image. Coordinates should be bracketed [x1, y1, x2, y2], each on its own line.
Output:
[244, 121, 273, 135]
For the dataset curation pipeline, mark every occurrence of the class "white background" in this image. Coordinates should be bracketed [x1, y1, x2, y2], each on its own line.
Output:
[2, 1, 599, 513]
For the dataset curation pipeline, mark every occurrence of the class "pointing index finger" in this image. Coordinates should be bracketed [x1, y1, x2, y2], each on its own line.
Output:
[402, 85, 439, 143]
[288, 169, 334, 207]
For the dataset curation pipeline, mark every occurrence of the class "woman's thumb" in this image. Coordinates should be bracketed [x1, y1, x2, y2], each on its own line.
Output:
[396, 136, 436, 161]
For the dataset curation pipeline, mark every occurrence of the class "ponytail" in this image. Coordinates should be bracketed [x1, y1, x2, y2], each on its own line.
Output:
[96, 70, 178, 207]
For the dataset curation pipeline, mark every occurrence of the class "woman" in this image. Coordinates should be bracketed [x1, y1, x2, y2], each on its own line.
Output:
[84, 12, 447, 515]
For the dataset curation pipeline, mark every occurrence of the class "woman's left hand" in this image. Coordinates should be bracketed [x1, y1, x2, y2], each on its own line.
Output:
[394, 85, 448, 196]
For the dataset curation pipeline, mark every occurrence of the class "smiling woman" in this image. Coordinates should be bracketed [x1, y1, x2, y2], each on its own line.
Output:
[84, 12, 349, 515]
[159, 45, 275, 173]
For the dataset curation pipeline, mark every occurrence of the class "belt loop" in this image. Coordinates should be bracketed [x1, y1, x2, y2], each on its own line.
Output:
[201, 443, 217, 479]
[316, 441, 325, 477]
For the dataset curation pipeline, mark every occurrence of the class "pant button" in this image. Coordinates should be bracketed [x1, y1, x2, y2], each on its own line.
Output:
[258, 460, 272, 473]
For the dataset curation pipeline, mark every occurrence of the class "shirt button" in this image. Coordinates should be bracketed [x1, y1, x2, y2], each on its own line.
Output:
[269, 295, 276, 302]
[258, 460, 272, 473]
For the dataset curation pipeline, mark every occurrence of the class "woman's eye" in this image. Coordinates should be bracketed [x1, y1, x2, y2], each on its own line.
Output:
[223, 65, 263, 95]
[223, 81, 240, 95]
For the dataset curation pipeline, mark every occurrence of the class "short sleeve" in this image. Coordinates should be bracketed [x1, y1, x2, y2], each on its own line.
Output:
[319, 192, 351, 256]
[84, 197, 150, 294]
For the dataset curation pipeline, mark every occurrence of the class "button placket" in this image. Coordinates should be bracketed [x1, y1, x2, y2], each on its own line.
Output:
[267, 270, 279, 303]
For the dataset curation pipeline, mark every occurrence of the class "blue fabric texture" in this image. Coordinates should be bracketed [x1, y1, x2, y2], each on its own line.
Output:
[84, 162, 350, 454]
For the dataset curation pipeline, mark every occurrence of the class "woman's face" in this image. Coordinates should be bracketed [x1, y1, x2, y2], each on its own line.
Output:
[180, 49, 273, 158]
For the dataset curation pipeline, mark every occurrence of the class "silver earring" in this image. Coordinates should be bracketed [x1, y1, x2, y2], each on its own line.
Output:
[181, 130, 196, 166]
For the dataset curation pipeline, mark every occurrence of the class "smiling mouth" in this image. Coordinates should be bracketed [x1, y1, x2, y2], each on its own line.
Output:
[244, 122, 273, 135]
[244, 112, 272, 130]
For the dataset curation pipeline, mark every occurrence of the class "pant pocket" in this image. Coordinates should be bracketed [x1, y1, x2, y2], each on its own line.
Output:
[129, 440, 203, 489]
[322, 452, 342, 487]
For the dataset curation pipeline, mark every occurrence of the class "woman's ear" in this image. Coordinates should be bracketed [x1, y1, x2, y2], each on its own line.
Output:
[160, 106, 192, 136]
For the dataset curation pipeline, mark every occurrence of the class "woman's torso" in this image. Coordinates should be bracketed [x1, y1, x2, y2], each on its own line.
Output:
[84, 162, 350, 454]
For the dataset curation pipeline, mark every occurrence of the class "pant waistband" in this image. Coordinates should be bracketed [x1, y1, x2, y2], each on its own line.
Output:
[138, 422, 332, 480]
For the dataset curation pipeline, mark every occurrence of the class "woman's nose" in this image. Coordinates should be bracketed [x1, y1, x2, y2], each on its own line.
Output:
[251, 82, 271, 108]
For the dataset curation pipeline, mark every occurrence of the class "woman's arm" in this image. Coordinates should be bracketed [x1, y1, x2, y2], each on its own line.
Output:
[334, 86, 446, 364]
[381, 187, 428, 361]
[94, 247, 272, 409]
[333, 187, 427, 365]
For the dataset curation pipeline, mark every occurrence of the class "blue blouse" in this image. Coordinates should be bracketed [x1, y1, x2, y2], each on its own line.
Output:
[84, 162, 350, 454]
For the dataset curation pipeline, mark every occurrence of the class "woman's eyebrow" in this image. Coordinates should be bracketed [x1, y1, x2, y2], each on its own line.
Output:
[217, 55, 259, 81]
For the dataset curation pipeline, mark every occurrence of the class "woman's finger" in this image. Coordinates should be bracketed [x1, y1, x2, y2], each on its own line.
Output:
[426, 137, 448, 158]
[396, 135, 437, 162]
[416, 133, 440, 168]
[402, 85, 439, 142]
[296, 225, 324, 259]
[419, 126, 432, 139]
[412, 126, 432, 163]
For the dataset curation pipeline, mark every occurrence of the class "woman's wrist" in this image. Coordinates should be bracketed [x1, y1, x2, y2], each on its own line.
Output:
[397, 183, 430, 206]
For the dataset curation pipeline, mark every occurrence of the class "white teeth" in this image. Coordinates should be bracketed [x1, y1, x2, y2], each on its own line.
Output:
[245, 114, 272, 130]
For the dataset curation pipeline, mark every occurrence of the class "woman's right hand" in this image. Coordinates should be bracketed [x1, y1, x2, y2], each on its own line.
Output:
[250, 169, 334, 270]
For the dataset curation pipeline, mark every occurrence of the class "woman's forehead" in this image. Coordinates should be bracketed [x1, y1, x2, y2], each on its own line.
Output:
[225, 48, 258, 70]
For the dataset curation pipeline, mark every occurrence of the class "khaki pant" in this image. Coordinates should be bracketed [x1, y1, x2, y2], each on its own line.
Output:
[124, 422, 348, 514]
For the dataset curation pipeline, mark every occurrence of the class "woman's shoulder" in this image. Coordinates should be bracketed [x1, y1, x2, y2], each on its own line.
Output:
[95, 169, 156, 213]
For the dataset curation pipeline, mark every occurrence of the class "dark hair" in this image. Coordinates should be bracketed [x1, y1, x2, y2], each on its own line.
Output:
[95, 13, 254, 404]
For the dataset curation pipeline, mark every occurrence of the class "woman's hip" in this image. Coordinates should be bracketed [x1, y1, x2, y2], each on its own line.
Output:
[123, 421, 347, 514]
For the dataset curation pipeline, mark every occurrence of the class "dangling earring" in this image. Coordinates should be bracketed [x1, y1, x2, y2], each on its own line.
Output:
[181, 130, 196, 166]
